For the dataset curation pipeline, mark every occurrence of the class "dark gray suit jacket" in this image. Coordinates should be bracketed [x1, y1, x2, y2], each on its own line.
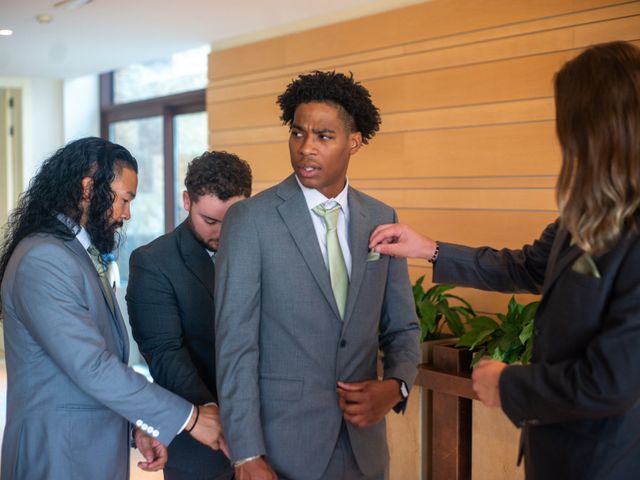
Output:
[1, 227, 192, 480]
[215, 175, 420, 479]
[127, 221, 231, 477]
[434, 219, 640, 480]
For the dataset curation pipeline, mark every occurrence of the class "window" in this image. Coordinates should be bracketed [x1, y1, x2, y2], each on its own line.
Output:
[114, 46, 210, 104]
[100, 47, 208, 284]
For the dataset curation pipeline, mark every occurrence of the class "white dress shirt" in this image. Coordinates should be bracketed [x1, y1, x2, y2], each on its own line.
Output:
[295, 176, 352, 278]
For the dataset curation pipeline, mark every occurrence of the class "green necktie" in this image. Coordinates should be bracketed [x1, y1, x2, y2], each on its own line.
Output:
[87, 245, 114, 311]
[313, 204, 349, 320]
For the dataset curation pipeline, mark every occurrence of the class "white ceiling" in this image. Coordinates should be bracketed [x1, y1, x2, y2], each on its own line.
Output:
[0, 0, 424, 79]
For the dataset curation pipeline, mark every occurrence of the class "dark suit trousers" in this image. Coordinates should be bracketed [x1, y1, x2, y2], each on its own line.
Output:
[164, 466, 234, 480]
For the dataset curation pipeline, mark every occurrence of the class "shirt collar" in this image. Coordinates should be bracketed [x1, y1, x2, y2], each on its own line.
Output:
[295, 175, 349, 212]
[56, 213, 91, 250]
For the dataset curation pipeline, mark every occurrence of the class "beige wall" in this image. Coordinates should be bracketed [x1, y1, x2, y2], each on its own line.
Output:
[207, 0, 640, 315]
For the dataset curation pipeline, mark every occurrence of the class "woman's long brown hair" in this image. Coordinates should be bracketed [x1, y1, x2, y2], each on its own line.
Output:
[555, 41, 640, 256]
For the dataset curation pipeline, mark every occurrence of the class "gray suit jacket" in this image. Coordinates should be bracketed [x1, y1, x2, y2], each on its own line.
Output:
[215, 175, 420, 479]
[0, 228, 192, 480]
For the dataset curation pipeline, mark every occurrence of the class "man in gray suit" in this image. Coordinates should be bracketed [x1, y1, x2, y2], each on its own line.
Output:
[215, 71, 420, 479]
[0, 137, 227, 479]
[127, 150, 252, 480]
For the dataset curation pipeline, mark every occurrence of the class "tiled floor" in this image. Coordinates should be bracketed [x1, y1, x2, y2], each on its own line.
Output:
[0, 359, 163, 480]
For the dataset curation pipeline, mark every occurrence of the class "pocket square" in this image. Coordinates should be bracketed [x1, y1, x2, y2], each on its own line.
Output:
[571, 253, 601, 278]
[367, 249, 380, 262]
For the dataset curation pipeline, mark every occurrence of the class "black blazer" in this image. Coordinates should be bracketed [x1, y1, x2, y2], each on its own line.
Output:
[126, 221, 231, 476]
[434, 219, 640, 480]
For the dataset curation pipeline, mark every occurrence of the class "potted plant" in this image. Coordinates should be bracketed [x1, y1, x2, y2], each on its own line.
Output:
[413, 275, 475, 343]
[457, 296, 538, 366]
[456, 295, 539, 480]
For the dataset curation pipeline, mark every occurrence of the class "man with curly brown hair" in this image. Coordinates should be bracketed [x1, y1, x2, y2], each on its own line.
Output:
[214, 71, 420, 480]
[127, 150, 252, 480]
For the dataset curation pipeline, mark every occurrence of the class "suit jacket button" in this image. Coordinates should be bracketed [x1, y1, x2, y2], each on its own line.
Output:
[340, 340, 347, 348]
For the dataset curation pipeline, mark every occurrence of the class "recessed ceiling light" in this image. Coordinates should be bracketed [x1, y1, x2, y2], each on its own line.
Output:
[0, 29, 13, 36]
[54, 0, 95, 10]
[36, 14, 53, 24]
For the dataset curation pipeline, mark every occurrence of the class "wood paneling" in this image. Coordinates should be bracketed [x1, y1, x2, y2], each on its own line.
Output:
[208, 0, 636, 315]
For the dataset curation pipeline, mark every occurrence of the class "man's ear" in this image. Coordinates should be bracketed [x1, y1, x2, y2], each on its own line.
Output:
[182, 191, 191, 212]
[81, 176, 93, 201]
[349, 132, 363, 155]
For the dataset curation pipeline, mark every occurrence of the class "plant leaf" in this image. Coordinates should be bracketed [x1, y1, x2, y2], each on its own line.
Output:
[467, 316, 500, 331]
[445, 294, 476, 314]
[458, 328, 494, 350]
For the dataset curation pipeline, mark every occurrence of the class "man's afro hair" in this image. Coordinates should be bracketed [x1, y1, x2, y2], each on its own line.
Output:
[277, 71, 381, 144]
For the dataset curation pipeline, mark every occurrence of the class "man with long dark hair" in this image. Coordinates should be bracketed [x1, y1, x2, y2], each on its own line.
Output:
[127, 151, 252, 480]
[0, 137, 227, 479]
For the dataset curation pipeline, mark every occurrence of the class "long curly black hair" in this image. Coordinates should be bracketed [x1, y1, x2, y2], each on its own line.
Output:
[0, 137, 138, 285]
[277, 71, 381, 144]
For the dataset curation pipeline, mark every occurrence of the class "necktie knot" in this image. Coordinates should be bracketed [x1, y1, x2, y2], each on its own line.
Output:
[313, 204, 341, 231]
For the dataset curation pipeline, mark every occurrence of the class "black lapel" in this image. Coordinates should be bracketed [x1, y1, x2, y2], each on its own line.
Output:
[543, 225, 582, 293]
[177, 222, 215, 299]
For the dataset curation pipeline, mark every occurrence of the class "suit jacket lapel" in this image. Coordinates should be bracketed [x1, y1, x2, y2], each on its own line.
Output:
[64, 237, 128, 358]
[343, 189, 368, 326]
[543, 225, 582, 293]
[277, 175, 342, 320]
[178, 222, 215, 299]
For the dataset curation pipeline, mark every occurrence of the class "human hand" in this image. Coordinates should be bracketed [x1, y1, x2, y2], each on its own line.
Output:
[235, 457, 278, 480]
[336, 379, 403, 428]
[134, 427, 168, 472]
[472, 359, 507, 408]
[187, 404, 230, 457]
[369, 223, 436, 260]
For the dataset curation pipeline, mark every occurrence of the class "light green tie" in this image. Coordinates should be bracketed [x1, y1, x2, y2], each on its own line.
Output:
[313, 204, 349, 320]
[87, 245, 114, 311]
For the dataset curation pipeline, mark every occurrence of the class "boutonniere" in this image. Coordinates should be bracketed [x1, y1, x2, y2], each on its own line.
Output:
[571, 252, 601, 278]
[367, 249, 380, 262]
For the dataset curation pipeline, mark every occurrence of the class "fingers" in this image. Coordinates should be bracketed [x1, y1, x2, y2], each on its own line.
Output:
[219, 435, 231, 458]
[137, 442, 167, 471]
[369, 224, 401, 249]
[336, 381, 366, 392]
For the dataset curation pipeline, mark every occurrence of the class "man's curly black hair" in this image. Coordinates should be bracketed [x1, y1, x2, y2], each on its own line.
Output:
[185, 150, 252, 202]
[277, 71, 381, 144]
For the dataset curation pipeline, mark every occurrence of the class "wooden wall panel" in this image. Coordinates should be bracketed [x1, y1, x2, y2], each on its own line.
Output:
[211, 0, 624, 80]
[208, 0, 639, 315]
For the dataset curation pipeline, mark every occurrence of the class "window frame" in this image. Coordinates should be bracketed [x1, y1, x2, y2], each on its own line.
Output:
[99, 72, 206, 231]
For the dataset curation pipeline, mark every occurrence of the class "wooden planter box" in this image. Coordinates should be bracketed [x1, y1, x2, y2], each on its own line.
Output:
[387, 337, 457, 480]
[414, 343, 523, 480]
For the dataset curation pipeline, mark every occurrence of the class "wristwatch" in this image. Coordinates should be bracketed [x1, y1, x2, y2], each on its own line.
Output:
[396, 379, 409, 400]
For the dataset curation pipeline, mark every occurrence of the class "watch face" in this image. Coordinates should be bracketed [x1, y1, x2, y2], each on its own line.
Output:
[400, 381, 409, 399]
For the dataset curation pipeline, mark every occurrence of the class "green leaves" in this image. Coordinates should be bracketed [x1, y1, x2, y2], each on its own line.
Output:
[413, 276, 475, 341]
[457, 296, 539, 366]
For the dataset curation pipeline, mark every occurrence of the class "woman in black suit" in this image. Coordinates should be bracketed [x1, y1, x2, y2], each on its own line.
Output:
[369, 41, 640, 480]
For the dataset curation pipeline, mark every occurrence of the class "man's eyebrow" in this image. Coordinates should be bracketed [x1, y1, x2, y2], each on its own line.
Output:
[313, 128, 336, 134]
